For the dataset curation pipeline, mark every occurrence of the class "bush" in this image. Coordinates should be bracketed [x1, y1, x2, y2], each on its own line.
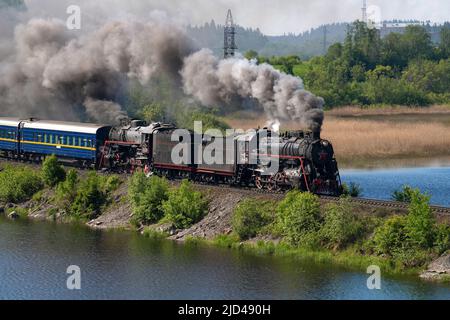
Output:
[55, 169, 79, 209]
[392, 185, 416, 203]
[232, 199, 275, 240]
[41, 155, 66, 187]
[372, 215, 409, 256]
[320, 198, 363, 250]
[128, 173, 169, 226]
[435, 224, 450, 255]
[162, 180, 208, 229]
[0, 166, 43, 203]
[405, 190, 436, 249]
[342, 182, 362, 197]
[55, 171, 119, 220]
[70, 172, 107, 219]
[276, 191, 322, 247]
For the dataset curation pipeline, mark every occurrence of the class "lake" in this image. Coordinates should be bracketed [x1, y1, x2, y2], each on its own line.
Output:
[341, 166, 450, 207]
[0, 216, 449, 300]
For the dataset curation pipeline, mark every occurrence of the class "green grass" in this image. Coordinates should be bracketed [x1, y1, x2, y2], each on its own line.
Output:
[208, 235, 421, 276]
[142, 227, 168, 240]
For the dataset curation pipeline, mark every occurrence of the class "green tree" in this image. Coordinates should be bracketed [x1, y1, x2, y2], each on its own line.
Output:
[244, 50, 259, 60]
[401, 25, 434, 61]
[405, 190, 436, 249]
[140, 102, 166, 123]
[162, 180, 208, 229]
[41, 155, 66, 187]
[439, 26, 450, 59]
[402, 59, 450, 94]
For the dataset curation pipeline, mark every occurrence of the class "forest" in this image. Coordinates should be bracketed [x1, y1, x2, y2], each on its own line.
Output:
[250, 22, 450, 108]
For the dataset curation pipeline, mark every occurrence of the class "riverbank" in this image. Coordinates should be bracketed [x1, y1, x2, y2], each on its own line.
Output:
[1, 172, 448, 283]
[0, 159, 449, 283]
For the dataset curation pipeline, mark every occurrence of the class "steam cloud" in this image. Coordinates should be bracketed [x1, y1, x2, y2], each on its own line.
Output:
[0, 13, 324, 130]
[181, 49, 324, 131]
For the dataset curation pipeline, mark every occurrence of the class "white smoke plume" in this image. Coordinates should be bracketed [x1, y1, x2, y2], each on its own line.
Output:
[181, 49, 324, 131]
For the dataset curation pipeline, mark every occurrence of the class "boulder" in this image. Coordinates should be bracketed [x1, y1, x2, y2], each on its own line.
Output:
[420, 254, 450, 281]
[427, 255, 450, 274]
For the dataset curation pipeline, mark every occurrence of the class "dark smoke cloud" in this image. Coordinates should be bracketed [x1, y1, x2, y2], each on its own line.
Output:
[0, 9, 324, 130]
[0, 17, 194, 124]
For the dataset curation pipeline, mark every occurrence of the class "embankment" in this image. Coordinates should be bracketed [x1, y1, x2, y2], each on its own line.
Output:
[1, 160, 449, 283]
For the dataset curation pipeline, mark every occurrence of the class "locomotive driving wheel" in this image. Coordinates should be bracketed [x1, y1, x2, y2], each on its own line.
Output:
[266, 176, 277, 191]
[255, 175, 263, 190]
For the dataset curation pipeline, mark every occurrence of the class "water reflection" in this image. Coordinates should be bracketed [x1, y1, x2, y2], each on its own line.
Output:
[0, 217, 449, 300]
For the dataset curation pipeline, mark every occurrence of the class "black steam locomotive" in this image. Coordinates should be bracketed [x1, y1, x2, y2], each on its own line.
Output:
[0, 117, 342, 196]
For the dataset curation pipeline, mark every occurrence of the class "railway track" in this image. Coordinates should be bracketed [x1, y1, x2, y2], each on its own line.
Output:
[321, 196, 450, 216]
[192, 181, 450, 216]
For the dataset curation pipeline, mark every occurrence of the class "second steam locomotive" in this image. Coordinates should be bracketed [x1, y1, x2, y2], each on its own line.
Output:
[0, 117, 342, 196]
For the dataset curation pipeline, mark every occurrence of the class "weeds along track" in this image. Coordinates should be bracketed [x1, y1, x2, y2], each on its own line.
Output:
[1, 158, 450, 217]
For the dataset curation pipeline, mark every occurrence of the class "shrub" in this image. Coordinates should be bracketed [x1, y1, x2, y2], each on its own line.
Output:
[320, 198, 363, 250]
[55, 169, 79, 209]
[162, 180, 208, 229]
[41, 155, 66, 187]
[372, 215, 409, 256]
[128, 173, 169, 226]
[372, 189, 443, 267]
[0, 165, 43, 203]
[56, 171, 118, 220]
[70, 172, 107, 219]
[434, 224, 450, 255]
[392, 185, 416, 203]
[232, 199, 275, 240]
[276, 191, 322, 247]
[405, 190, 436, 249]
[342, 182, 362, 197]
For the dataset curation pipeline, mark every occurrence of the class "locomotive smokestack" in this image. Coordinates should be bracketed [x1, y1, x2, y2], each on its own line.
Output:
[313, 131, 321, 140]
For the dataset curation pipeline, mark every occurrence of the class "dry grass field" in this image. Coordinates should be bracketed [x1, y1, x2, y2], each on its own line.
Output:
[225, 106, 450, 168]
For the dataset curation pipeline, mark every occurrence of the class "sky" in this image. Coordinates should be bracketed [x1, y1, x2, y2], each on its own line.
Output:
[22, 0, 450, 35]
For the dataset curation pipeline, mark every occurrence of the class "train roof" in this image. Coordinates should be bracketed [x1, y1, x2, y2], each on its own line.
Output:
[0, 118, 22, 127]
[22, 119, 110, 134]
[0, 117, 109, 134]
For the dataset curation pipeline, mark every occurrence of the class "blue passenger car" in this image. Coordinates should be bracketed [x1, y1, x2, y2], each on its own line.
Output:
[19, 119, 111, 166]
[0, 118, 20, 153]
